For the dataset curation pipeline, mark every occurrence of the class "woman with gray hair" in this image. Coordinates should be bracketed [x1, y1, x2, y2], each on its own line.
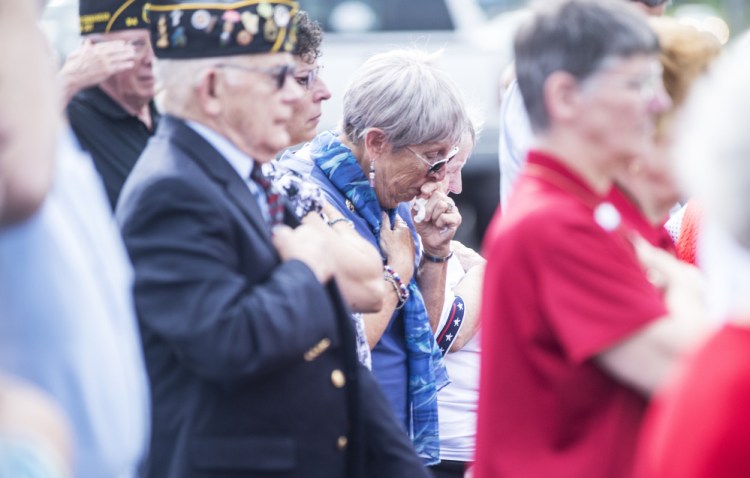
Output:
[280, 48, 470, 465]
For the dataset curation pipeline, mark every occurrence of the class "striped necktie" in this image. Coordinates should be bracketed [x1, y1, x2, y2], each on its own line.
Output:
[250, 166, 284, 227]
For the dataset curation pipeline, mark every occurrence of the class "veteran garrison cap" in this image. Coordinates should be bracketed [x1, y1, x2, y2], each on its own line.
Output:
[145, 0, 300, 59]
[79, 0, 149, 35]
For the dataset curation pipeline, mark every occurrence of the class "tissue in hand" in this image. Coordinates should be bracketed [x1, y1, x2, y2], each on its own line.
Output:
[411, 198, 427, 223]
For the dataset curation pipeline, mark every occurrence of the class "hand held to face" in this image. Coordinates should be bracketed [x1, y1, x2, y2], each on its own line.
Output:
[412, 182, 461, 257]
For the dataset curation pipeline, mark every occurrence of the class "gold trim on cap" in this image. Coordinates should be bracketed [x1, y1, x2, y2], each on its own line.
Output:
[105, 0, 138, 33]
[143, 3, 151, 24]
[145, 0, 297, 13]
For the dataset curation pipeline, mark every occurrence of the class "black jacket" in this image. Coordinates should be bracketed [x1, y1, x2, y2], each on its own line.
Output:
[116, 116, 428, 478]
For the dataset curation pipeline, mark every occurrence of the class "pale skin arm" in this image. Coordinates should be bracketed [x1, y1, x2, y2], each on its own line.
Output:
[0, 124, 53, 227]
[363, 213, 415, 349]
[314, 200, 386, 313]
[596, 237, 711, 396]
[0, 64, 58, 227]
[447, 241, 485, 352]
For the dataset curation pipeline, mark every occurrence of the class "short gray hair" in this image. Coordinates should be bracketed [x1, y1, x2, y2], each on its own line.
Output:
[154, 57, 254, 116]
[515, 0, 659, 132]
[341, 48, 468, 150]
[154, 58, 209, 115]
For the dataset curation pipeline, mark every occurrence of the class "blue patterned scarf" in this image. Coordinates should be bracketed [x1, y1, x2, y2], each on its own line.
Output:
[311, 130, 448, 465]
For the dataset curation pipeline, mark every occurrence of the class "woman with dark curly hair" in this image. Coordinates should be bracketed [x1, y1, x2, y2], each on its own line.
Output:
[286, 11, 331, 146]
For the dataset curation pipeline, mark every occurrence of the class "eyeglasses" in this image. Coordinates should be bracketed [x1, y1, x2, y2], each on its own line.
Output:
[625, 72, 665, 101]
[406, 145, 460, 176]
[294, 65, 322, 91]
[214, 63, 297, 90]
[129, 39, 149, 55]
[585, 62, 666, 102]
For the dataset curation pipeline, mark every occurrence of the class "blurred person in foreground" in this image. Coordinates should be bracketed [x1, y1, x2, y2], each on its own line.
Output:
[610, 17, 721, 252]
[116, 1, 428, 477]
[280, 48, 469, 465]
[657, 25, 723, 264]
[0, 0, 150, 476]
[426, 125, 485, 478]
[474, 1, 709, 477]
[498, 0, 670, 207]
[0, 3, 57, 227]
[66, 0, 159, 209]
[634, 40, 750, 478]
[271, 12, 382, 368]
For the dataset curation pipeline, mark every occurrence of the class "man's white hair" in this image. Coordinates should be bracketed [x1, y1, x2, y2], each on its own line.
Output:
[154, 57, 249, 115]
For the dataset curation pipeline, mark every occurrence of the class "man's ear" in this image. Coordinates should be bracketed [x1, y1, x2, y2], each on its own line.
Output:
[543, 71, 583, 124]
[195, 68, 223, 117]
[363, 128, 388, 157]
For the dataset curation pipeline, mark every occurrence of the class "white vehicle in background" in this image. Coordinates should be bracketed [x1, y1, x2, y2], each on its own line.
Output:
[41, 0, 81, 64]
[300, 0, 530, 248]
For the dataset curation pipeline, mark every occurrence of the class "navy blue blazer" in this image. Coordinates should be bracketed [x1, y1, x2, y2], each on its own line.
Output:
[116, 116, 429, 478]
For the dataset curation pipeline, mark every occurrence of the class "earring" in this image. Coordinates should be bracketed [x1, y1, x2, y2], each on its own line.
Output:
[629, 160, 642, 175]
[369, 160, 375, 188]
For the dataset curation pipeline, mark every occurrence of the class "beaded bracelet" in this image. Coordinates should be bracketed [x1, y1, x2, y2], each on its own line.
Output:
[383, 265, 410, 310]
[422, 250, 454, 263]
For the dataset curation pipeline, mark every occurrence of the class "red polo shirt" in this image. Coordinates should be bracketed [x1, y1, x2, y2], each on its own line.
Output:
[474, 151, 667, 478]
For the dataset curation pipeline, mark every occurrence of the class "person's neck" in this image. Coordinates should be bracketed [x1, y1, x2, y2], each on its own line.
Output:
[534, 130, 615, 196]
[614, 174, 672, 226]
[99, 83, 153, 129]
[183, 113, 278, 162]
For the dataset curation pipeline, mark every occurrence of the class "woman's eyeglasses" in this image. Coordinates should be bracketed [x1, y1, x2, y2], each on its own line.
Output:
[214, 63, 296, 90]
[295, 65, 322, 91]
[406, 145, 460, 176]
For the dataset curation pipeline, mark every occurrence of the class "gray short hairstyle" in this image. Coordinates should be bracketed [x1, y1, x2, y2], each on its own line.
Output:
[154, 57, 246, 115]
[341, 48, 468, 150]
[515, 0, 659, 132]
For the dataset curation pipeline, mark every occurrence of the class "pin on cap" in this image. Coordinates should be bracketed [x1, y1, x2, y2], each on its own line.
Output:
[146, 0, 299, 59]
[241, 11, 259, 34]
[191, 9, 211, 30]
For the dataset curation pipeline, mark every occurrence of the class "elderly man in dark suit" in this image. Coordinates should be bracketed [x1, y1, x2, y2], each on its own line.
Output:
[115, 1, 429, 477]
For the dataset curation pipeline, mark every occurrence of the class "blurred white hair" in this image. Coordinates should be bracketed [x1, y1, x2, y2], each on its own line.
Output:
[676, 36, 750, 248]
[153, 58, 214, 115]
[154, 57, 253, 115]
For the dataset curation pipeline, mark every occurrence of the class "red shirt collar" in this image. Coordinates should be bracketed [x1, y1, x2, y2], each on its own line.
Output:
[525, 150, 610, 208]
[608, 186, 676, 254]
